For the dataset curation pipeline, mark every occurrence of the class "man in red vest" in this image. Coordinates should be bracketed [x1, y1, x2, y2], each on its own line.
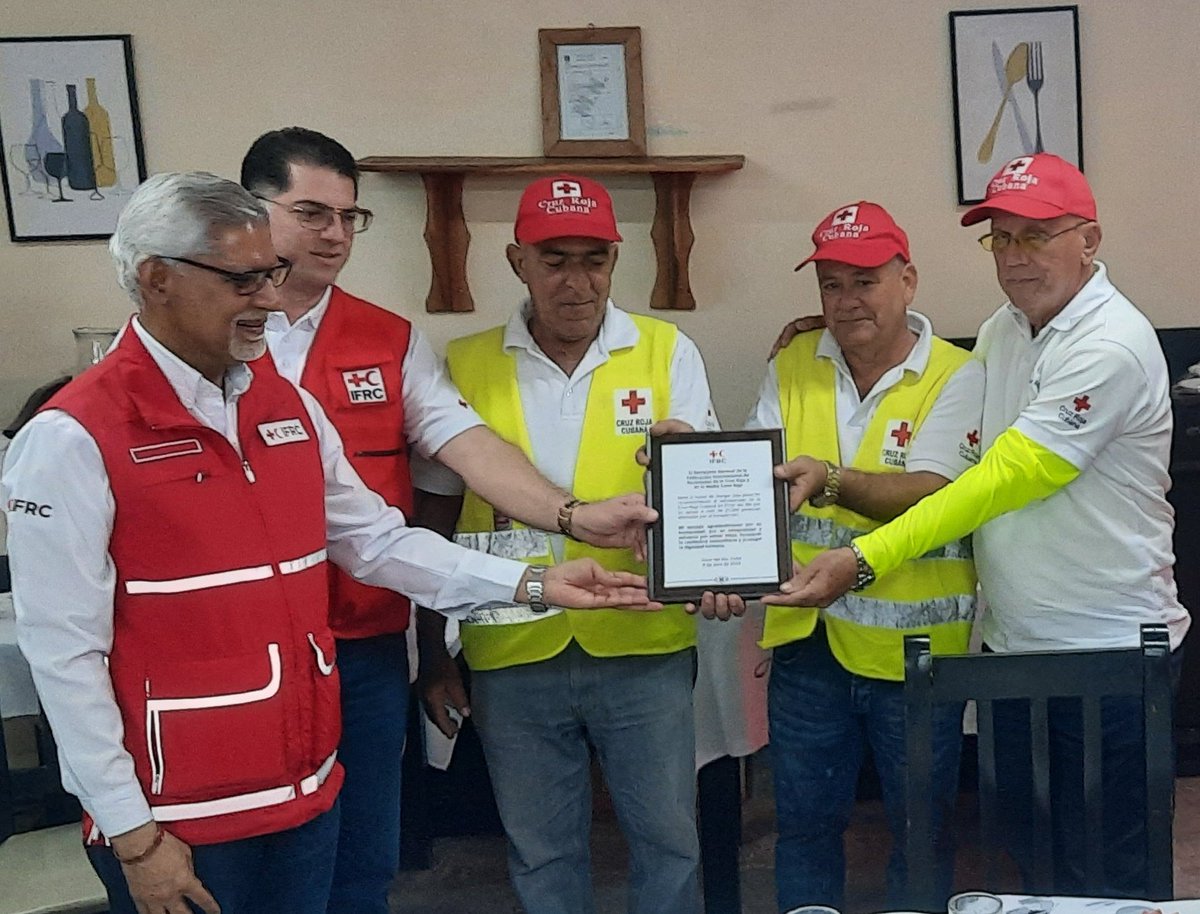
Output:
[1, 171, 656, 914]
[239, 128, 656, 914]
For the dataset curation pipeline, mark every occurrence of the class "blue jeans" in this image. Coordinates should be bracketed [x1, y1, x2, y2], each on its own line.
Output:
[328, 633, 410, 914]
[768, 624, 963, 912]
[89, 801, 340, 914]
[471, 642, 702, 914]
[988, 643, 1183, 898]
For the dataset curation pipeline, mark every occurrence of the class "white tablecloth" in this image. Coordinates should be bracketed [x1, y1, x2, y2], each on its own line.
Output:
[0, 590, 39, 718]
[989, 895, 1199, 914]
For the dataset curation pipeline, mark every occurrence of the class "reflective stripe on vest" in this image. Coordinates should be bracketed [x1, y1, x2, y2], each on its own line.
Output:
[761, 329, 977, 680]
[447, 313, 694, 671]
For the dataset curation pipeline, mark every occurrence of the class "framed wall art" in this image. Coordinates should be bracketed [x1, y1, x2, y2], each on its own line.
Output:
[539, 26, 646, 157]
[949, 6, 1082, 204]
[0, 34, 148, 241]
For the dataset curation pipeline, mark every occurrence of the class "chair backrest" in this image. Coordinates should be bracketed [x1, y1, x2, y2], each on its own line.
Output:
[903, 624, 1174, 909]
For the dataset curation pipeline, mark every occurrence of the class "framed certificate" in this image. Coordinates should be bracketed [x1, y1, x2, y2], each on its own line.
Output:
[646, 430, 791, 603]
[538, 26, 646, 157]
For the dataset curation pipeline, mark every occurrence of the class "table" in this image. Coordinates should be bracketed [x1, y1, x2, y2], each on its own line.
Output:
[977, 896, 1200, 914]
[0, 593, 38, 719]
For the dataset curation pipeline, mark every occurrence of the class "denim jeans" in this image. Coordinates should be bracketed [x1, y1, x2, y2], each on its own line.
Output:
[768, 624, 963, 912]
[988, 643, 1183, 898]
[471, 642, 702, 914]
[328, 633, 410, 914]
[89, 801, 340, 914]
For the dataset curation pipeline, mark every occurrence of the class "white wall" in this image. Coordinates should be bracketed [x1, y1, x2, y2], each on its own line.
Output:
[2, 0, 1198, 429]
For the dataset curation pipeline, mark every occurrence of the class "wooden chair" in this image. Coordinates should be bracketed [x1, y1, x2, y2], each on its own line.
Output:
[903, 624, 1174, 909]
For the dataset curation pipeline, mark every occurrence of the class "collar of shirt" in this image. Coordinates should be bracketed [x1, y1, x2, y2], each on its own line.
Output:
[815, 310, 933, 398]
[265, 284, 333, 339]
[130, 316, 253, 416]
[502, 299, 638, 373]
[1002, 260, 1112, 338]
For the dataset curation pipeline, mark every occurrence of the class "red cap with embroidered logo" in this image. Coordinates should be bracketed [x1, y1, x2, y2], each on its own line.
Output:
[514, 175, 622, 244]
[961, 153, 1097, 226]
[795, 201, 910, 271]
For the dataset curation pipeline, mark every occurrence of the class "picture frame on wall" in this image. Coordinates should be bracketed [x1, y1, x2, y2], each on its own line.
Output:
[949, 6, 1082, 204]
[0, 34, 148, 242]
[538, 26, 646, 157]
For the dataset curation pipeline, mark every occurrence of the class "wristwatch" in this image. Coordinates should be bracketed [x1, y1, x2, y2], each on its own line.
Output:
[848, 542, 876, 591]
[524, 565, 550, 613]
[808, 460, 842, 508]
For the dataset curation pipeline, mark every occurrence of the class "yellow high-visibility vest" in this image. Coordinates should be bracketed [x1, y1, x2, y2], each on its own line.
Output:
[761, 330, 977, 680]
[447, 315, 694, 671]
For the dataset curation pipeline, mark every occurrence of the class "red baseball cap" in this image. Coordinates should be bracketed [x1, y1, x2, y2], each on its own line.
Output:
[960, 153, 1097, 226]
[514, 175, 622, 245]
[795, 201, 910, 271]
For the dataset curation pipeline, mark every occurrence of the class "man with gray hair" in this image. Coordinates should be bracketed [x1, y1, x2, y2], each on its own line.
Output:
[1, 172, 657, 914]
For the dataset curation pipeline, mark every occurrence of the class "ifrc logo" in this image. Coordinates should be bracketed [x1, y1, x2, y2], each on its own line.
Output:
[6, 498, 52, 518]
[552, 180, 582, 198]
[613, 387, 653, 436]
[708, 449, 727, 464]
[880, 418, 913, 468]
[342, 367, 387, 404]
[258, 419, 310, 446]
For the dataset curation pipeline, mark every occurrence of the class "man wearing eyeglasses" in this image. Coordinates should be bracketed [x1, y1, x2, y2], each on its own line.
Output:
[1, 172, 657, 914]
[767, 153, 1189, 897]
[239, 129, 657, 914]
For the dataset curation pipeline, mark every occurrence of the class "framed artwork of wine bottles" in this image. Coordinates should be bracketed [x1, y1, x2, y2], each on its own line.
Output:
[0, 34, 147, 242]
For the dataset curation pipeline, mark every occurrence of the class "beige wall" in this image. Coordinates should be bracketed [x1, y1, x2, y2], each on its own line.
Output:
[2, 0, 1198, 429]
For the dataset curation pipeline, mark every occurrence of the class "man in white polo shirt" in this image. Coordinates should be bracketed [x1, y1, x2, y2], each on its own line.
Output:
[772, 153, 1190, 897]
[419, 174, 718, 914]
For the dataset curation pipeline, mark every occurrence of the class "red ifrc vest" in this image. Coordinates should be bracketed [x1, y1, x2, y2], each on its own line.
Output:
[298, 286, 414, 640]
[48, 327, 343, 846]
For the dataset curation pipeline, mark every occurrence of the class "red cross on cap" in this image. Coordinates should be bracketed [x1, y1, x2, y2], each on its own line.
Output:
[621, 390, 646, 414]
[553, 180, 578, 196]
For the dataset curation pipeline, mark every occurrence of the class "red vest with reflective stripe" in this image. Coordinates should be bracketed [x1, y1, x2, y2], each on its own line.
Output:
[299, 286, 414, 639]
[47, 328, 343, 845]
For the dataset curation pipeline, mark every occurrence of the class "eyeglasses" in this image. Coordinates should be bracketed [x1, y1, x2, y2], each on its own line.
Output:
[254, 194, 373, 234]
[978, 221, 1094, 253]
[160, 256, 292, 295]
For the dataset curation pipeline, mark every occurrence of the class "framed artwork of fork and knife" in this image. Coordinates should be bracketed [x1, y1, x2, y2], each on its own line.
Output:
[949, 6, 1082, 205]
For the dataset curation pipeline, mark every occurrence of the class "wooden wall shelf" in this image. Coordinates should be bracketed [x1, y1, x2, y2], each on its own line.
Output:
[357, 155, 745, 313]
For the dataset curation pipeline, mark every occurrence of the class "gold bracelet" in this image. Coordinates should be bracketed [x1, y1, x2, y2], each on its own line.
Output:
[113, 825, 165, 865]
[557, 498, 583, 538]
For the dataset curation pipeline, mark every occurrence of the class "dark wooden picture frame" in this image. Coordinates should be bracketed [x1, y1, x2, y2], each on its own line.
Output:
[0, 34, 148, 242]
[949, 6, 1082, 204]
[646, 429, 791, 604]
[538, 26, 646, 158]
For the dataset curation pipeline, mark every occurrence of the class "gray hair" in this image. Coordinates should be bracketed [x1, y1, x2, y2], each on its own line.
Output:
[108, 171, 268, 307]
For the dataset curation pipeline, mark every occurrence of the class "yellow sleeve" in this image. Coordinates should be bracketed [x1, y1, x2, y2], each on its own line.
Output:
[854, 427, 1080, 578]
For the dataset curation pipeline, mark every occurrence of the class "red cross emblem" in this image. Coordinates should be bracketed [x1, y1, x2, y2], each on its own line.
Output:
[621, 390, 647, 414]
[836, 209, 853, 221]
[1074, 395, 1091, 412]
[346, 371, 371, 387]
[891, 421, 913, 448]
[967, 430, 979, 447]
[264, 428, 277, 440]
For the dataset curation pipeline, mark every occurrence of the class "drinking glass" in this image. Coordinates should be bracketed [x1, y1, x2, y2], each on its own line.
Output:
[43, 152, 70, 202]
[948, 892, 1004, 914]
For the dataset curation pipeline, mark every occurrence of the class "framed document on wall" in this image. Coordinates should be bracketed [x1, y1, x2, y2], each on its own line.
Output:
[538, 26, 646, 157]
[646, 430, 791, 603]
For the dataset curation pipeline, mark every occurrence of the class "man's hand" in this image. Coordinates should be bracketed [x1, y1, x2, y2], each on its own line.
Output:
[762, 550, 857, 608]
[685, 591, 748, 621]
[418, 645, 470, 739]
[775, 455, 830, 512]
[635, 418, 696, 468]
[570, 494, 658, 562]
[111, 822, 220, 914]
[768, 314, 826, 360]
[537, 559, 663, 610]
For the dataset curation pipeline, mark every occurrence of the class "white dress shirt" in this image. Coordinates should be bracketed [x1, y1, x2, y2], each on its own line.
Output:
[1, 318, 526, 838]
